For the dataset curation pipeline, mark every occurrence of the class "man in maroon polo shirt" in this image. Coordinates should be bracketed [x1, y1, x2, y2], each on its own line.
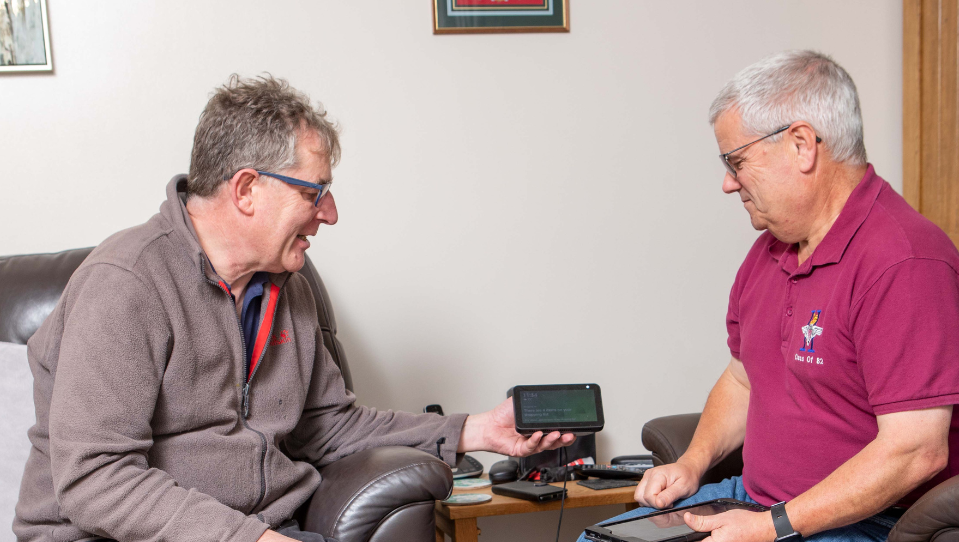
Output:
[580, 51, 959, 542]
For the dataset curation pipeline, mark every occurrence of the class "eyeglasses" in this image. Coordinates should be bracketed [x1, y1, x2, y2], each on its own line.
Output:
[257, 171, 331, 207]
[719, 124, 822, 178]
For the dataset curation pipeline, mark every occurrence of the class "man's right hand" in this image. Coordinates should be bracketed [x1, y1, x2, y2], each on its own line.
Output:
[633, 461, 702, 509]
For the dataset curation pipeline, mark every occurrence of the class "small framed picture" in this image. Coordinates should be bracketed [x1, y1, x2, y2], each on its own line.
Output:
[1, 0, 53, 73]
[433, 0, 569, 34]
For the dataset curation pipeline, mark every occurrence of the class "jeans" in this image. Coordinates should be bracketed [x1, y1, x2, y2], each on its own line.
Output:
[576, 477, 899, 542]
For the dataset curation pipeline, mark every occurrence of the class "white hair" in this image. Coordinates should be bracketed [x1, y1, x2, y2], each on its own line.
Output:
[709, 50, 867, 166]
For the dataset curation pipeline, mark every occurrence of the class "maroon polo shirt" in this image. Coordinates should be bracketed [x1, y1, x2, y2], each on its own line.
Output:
[726, 165, 959, 507]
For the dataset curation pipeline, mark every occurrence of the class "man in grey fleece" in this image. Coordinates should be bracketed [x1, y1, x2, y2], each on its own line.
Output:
[14, 75, 574, 542]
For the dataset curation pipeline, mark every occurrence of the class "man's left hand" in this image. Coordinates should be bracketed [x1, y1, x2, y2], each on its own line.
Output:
[457, 397, 576, 456]
[683, 509, 777, 542]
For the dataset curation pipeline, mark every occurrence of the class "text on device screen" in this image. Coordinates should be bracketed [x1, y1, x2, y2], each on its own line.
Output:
[520, 389, 597, 423]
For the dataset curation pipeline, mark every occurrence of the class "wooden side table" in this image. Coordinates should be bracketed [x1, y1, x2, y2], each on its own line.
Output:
[434, 477, 640, 542]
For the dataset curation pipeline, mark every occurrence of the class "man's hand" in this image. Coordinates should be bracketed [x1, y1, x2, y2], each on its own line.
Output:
[683, 509, 776, 542]
[633, 461, 701, 509]
[457, 397, 576, 456]
[256, 530, 299, 542]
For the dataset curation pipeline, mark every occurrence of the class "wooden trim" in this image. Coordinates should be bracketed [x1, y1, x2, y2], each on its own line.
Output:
[903, 0, 922, 210]
[903, 0, 959, 245]
[919, 0, 940, 225]
[940, 0, 959, 238]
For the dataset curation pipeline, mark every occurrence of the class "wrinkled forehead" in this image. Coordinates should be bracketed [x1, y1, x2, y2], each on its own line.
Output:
[292, 131, 333, 176]
[296, 128, 329, 156]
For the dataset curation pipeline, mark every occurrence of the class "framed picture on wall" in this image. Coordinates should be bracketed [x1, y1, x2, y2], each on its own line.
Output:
[432, 0, 569, 34]
[1, 0, 53, 73]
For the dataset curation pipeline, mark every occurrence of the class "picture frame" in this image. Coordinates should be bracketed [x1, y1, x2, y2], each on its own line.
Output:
[433, 0, 569, 34]
[1, 0, 53, 73]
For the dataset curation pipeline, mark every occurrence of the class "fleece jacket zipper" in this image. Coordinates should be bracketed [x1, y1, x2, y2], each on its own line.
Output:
[210, 274, 280, 515]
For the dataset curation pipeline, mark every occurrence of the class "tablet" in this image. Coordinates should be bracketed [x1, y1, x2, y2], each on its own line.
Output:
[583, 499, 768, 542]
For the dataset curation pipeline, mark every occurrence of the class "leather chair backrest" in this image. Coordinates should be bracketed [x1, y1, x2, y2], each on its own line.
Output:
[0, 248, 352, 391]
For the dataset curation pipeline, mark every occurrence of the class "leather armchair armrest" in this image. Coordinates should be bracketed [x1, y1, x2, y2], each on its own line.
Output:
[301, 446, 453, 542]
[888, 475, 959, 542]
[642, 413, 702, 465]
[641, 413, 744, 486]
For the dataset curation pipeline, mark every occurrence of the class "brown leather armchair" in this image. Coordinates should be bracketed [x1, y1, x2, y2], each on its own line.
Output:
[642, 413, 959, 542]
[0, 248, 453, 542]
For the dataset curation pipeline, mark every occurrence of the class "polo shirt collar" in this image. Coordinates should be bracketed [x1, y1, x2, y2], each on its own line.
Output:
[768, 164, 882, 275]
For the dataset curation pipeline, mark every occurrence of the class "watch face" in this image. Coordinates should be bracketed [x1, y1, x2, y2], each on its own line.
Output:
[775, 533, 803, 541]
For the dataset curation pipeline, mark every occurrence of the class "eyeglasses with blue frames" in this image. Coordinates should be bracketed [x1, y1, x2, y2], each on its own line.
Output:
[720, 124, 822, 178]
[256, 170, 332, 207]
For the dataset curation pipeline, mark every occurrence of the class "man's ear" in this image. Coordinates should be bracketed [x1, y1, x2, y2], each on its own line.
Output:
[227, 169, 258, 216]
[789, 122, 819, 174]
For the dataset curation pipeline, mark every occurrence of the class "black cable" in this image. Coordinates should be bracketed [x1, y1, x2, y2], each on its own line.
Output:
[555, 446, 567, 542]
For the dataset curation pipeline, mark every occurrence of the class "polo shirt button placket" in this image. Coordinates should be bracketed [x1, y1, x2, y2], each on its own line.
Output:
[782, 274, 799, 344]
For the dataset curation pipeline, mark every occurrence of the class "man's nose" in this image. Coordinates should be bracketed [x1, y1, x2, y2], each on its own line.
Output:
[721, 172, 741, 194]
[316, 192, 338, 225]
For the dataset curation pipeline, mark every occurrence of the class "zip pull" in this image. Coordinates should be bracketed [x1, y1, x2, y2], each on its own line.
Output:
[242, 383, 251, 418]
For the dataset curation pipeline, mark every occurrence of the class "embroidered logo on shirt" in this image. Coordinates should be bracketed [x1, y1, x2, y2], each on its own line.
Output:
[270, 329, 291, 346]
[800, 310, 823, 353]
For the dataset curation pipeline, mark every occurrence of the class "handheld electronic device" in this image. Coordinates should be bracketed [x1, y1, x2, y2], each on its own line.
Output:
[584, 499, 769, 542]
[510, 384, 604, 436]
[490, 480, 567, 502]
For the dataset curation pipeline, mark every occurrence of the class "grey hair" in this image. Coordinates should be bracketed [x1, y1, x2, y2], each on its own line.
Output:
[187, 74, 340, 198]
[709, 50, 866, 166]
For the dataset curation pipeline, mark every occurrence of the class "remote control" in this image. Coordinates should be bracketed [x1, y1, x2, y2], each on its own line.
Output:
[577, 478, 639, 491]
[573, 464, 649, 480]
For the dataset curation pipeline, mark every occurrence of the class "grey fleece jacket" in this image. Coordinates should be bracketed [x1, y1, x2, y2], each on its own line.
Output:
[15, 176, 467, 542]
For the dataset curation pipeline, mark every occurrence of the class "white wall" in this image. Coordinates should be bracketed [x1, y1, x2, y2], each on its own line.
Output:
[0, 1, 902, 540]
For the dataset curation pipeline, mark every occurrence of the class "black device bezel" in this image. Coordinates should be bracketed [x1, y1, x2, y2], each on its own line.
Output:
[511, 383, 604, 436]
[584, 499, 769, 542]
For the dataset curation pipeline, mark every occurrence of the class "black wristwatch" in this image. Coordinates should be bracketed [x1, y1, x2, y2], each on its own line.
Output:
[771, 501, 803, 541]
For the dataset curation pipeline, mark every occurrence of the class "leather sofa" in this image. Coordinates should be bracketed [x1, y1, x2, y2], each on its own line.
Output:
[642, 413, 959, 542]
[0, 248, 453, 542]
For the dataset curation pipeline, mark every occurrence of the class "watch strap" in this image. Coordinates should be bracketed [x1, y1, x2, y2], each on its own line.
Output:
[771, 501, 798, 539]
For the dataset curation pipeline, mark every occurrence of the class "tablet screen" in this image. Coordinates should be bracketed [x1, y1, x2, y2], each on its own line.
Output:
[600, 500, 766, 542]
[519, 388, 598, 423]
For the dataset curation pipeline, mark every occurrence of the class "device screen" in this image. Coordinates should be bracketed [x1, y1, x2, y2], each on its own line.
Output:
[519, 388, 598, 423]
[601, 501, 765, 541]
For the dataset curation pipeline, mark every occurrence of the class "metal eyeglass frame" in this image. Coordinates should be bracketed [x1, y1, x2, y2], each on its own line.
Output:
[719, 124, 821, 178]
[256, 171, 331, 206]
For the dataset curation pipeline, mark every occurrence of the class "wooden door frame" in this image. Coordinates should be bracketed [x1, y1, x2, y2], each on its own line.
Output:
[903, 0, 959, 246]
[903, 0, 922, 210]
